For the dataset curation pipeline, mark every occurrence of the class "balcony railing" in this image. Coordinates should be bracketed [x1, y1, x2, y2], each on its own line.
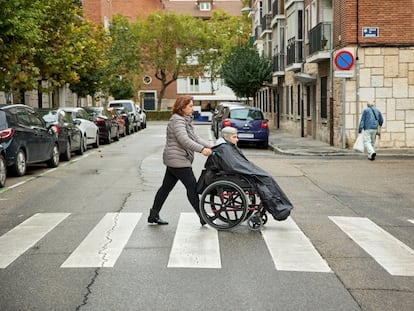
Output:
[273, 53, 285, 72]
[308, 22, 332, 55]
[286, 37, 303, 65]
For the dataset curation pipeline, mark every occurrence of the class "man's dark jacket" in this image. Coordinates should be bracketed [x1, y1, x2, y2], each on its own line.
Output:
[198, 140, 293, 221]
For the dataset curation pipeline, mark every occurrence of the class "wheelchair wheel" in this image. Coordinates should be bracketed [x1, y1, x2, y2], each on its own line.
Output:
[200, 180, 248, 230]
[247, 211, 263, 231]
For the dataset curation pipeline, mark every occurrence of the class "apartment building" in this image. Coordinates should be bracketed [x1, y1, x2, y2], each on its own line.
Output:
[251, 0, 414, 148]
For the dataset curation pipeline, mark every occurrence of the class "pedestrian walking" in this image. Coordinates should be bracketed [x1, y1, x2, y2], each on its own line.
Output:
[148, 95, 213, 225]
[358, 100, 384, 161]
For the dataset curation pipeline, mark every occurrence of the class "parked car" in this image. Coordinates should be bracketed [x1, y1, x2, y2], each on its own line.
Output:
[135, 104, 147, 129]
[38, 109, 84, 161]
[107, 107, 126, 137]
[0, 144, 7, 188]
[114, 106, 134, 135]
[0, 105, 59, 176]
[83, 106, 120, 144]
[220, 106, 269, 148]
[211, 102, 248, 138]
[61, 107, 100, 149]
[108, 100, 140, 132]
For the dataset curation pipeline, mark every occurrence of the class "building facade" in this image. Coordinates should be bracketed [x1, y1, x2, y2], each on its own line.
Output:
[252, 0, 414, 148]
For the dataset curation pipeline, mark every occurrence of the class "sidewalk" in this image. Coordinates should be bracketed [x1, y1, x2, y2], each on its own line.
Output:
[267, 128, 414, 157]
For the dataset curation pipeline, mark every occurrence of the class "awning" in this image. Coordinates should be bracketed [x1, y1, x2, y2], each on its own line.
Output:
[294, 73, 316, 84]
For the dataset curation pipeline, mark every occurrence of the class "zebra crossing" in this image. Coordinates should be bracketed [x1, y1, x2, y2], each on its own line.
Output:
[1, 213, 414, 276]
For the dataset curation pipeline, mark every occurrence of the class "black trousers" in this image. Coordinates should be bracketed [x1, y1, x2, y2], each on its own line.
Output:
[152, 166, 200, 215]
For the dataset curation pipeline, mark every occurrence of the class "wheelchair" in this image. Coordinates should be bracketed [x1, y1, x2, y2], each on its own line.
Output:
[199, 172, 268, 231]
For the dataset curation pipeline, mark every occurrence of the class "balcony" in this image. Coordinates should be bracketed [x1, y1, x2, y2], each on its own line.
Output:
[272, 53, 285, 76]
[286, 37, 303, 71]
[307, 22, 332, 63]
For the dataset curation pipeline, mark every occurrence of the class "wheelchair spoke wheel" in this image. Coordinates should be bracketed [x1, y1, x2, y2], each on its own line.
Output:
[200, 180, 248, 230]
[247, 212, 263, 231]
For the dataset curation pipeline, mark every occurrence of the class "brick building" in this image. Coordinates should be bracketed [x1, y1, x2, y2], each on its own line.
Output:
[81, 0, 244, 113]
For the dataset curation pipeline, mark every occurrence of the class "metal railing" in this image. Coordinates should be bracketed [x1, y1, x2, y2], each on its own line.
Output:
[286, 37, 303, 65]
[308, 22, 332, 55]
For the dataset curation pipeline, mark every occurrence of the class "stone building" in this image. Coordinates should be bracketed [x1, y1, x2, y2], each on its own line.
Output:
[251, 0, 414, 148]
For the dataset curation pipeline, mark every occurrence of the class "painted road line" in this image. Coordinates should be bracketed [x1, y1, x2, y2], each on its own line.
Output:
[168, 213, 221, 269]
[330, 216, 414, 276]
[409, 220, 414, 225]
[261, 218, 332, 272]
[61, 213, 141, 268]
[0, 213, 70, 268]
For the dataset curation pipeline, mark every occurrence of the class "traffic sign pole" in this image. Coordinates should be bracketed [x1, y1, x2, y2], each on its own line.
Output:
[334, 50, 355, 149]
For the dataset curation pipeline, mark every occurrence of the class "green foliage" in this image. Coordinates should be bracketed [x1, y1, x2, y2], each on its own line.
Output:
[108, 78, 134, 100]
[134, 11, 212, 110]
[145, 110, 172, 121]
[222, 45, 273, 99]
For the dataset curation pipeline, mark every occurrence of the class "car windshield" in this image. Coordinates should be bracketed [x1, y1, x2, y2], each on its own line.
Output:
[111, 102, 133, 112]
[229, 109, 263, 120]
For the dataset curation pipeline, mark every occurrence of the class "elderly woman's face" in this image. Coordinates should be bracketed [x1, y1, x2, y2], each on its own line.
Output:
[227, 133, 238, 145]
[183, 100, 194, 116]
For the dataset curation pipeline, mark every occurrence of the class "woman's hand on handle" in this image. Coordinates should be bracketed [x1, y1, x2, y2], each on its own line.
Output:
[201, 148, 212, 157]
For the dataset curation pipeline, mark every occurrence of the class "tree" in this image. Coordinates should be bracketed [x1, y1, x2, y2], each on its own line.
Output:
[0, 0, 44, 98]
[135, 12, 209, 110]
[221, 45, 273, 102]
[102, 14, 141, 100]
[200, 11, 251, 93]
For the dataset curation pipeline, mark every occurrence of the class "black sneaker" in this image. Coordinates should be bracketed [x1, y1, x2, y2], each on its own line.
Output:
[370, 152, 376, 161]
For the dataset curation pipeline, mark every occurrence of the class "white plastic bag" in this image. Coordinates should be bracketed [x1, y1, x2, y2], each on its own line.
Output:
[353, 133, 364, 153]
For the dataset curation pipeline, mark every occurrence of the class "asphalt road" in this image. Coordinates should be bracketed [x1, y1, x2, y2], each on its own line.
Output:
[0, 123, 413, 311]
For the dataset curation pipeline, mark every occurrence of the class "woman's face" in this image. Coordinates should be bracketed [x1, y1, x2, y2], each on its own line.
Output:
[183, 100, 194, 116]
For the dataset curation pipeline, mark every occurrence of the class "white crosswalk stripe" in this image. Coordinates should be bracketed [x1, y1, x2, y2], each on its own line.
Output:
[330, 216, 414, 276]
[0, 213, 70, 269]
[167, 213, 221, 269]
[61, 213, 142, 268]
[1, 213, 414, 275]
[261, 218, 332, 272]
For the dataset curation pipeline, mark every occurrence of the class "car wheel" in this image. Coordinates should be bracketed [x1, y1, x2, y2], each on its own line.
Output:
[61, 141, 71, 161]
[12, 149, 26, 177]
[77, 136, 85, 155]
[114, 128, 120, 141]
[47, 144, 59, 168]
[0, 154, 7, 188]
[93, 132, 99, 148]
[105, 130, 111, 144]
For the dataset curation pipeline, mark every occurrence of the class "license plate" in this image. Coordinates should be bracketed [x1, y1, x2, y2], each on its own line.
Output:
[238, 133, 254, 138]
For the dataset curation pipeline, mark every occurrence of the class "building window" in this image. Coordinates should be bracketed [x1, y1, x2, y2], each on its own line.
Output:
[320, 77, 327, 119]
[143, 75, 152, 85]
[190, 78, 199, 93]
[199, 2, 211, 11]
[297, 84, 301, 117]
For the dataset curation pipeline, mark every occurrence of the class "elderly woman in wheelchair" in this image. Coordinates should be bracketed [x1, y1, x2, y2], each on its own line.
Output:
[197, 127, 293, 231]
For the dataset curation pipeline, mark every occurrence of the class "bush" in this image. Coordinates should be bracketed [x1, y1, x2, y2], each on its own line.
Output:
[145, 110, 172, 121]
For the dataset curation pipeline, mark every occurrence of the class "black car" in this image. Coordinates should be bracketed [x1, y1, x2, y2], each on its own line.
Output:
[82, 106, 120, 144]
[0, 105, 59, 176]
[37, 109, 84, 161]
[0, 144, 6, 188]
[211, 102, 248, 138]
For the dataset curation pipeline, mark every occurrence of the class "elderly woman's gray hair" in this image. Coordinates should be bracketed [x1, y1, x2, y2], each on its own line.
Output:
[221, 126, 238, 138]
